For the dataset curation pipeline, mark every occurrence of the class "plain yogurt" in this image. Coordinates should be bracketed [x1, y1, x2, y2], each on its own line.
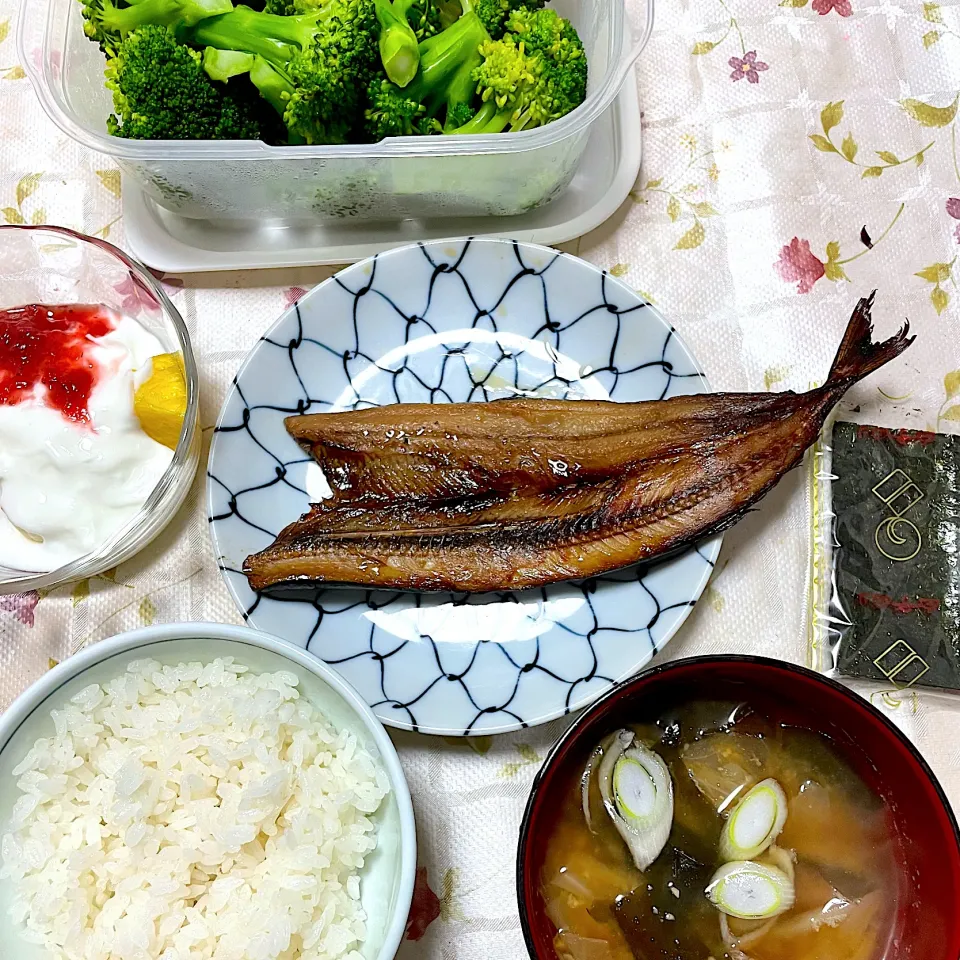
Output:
[0, 304, 174, 572]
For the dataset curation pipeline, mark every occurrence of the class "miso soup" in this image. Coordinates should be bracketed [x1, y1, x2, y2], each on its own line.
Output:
[539, 700, 898, 960]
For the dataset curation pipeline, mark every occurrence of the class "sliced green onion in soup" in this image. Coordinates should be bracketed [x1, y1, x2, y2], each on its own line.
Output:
[596, 730, 674, 871]
[719, 778, 788, 861]
[581, 733, 618, 831]
[581, 744, 603, 830]
[706, 861, 796, 920]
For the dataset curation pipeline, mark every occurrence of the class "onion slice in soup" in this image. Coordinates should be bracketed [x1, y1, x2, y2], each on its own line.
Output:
[594, 730, 674, 871]
[582, 745, 603, 830]
[582, 733, 619, 831]
[706, 861, 796, 920]
[720, 778, 788, 862]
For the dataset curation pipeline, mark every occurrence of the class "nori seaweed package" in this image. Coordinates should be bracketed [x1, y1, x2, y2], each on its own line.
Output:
[813, 420, 960, 692]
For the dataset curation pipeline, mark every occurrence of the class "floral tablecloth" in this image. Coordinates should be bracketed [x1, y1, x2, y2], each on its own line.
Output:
[2, 0, 960, 955]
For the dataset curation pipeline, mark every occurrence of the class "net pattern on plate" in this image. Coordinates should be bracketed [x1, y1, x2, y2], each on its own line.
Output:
[208, 240, 719, 735]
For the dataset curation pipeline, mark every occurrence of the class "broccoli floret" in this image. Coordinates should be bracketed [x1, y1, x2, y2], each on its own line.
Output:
[460, 0, 542, 39]
[505, 4, 585, 64]
[260, 0, 326, 16]
[82, 0, 233, 55]
[377, 0, 442, 41]
[444, 99, 474, 128]
[405, 0, 442, 38]
[105, 25, 267, 139]
[202, 46, 305, 141]
[188, 0, 379, 143]
[503, 6, 586, 115]
[365, 80, 433, 137]
[447, 6, 585, 135]
[364, 8, 487, 139]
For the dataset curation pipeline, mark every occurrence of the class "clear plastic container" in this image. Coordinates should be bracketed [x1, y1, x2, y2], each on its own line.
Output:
[19, 0, 649, 222]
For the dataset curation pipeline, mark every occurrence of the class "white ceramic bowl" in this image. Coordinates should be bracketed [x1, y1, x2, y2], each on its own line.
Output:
[0, 622, 416, 960]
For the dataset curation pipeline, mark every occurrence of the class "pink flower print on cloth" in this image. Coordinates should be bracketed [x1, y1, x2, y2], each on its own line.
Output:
[0, 591, 39, 627]
[812, 0, 853, 16]
[283, 287, 308, 309]
[729, 51, 769, 83]
[114, 272, 161, 315]
[775, 238, 826, 293]
[948, 198, 960, 244]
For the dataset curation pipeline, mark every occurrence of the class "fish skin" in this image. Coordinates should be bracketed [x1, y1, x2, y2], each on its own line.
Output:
[245, 294, 913, 594]
[247, 390, 826, 592]
[284, 391, 796, 503]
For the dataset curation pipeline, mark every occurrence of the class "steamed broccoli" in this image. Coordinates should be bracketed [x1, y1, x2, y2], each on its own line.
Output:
[460, 0, 543, 39]
[374, 0, 421, 86]
[261, 0, 329, 18]
[82, 0, 233, 54]
[372, 1, 446, 87]
[408, 0, 443, 38]
[188, 0, 379, 143]
[202, 46, 308, 141]
[79, 0, 587, 146]
[364, 8, 488, 139]
[365, 4, 584, 141]
[105, 24, 267, 139]
[447, 6, 586, 134]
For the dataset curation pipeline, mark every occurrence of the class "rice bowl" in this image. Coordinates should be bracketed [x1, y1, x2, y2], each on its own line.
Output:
[0, 624, 415, 960]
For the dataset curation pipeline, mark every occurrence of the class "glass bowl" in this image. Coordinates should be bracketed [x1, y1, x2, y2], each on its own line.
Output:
[517, 656, 960, 960]
[0, 225, 199, 594]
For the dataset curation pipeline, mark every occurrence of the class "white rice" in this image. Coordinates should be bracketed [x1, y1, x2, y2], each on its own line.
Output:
[0, 657, 390, 960]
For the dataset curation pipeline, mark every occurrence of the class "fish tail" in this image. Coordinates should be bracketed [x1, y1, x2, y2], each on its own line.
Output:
[827, 291, 915, 386]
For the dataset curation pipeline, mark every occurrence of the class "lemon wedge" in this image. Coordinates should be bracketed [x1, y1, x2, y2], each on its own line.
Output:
[134, 352, 187, 450]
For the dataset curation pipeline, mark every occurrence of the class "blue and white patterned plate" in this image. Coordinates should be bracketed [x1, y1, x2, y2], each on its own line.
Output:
[208, 239, 721, 736]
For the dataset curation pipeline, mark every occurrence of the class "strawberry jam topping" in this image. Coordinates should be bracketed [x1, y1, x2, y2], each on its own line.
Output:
[0, 303, 114, 423]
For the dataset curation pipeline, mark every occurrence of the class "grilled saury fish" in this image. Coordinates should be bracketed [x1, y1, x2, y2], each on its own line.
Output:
[245, 294, 913, 593]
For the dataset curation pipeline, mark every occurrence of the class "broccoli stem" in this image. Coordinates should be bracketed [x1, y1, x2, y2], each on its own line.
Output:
[190, 5, 326, 69]
[441, 55, 481, 130]
[374, 0, 420, 87]
[202, 46, 307, 142]
[98, 0, 233, 36]
[202, 46, 254, 80]
[249, 57, 306, 142]
[409, 9, 486, 113]
[445, 97, 509, 134]
[248, 56, 292, 114]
